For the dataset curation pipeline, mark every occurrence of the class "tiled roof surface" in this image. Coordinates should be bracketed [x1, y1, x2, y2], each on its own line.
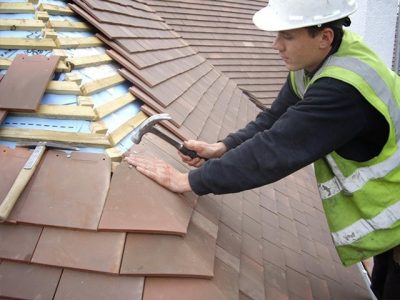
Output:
[0, 0, 371, 299]
[143, 0, 288, 107]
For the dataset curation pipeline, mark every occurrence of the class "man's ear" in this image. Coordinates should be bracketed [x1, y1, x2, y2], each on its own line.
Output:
[320, 27, 334, 49]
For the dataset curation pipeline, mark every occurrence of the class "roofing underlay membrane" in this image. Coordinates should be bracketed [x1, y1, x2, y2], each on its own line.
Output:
[0, 0, 142, 153]
[0, 0, 374, 299]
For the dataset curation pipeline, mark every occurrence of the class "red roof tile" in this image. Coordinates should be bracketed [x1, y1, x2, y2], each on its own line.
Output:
[0, 261, 62, 300]
[0, 1, 372, 299]
[99, 161, 195, 235]
[0, 55, 60, 112]
[9, 151, 111, 230]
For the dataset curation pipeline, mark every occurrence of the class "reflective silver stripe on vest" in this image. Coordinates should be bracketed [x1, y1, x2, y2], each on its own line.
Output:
[319, 140, 400, 199]
[306, 55, 400, 199]
[295, 56, 400, 139]
[332, 201, 400, 246]
[323, 56, 400, 140]
[293, 70, 306, 97]
[318, 175, 342, 199]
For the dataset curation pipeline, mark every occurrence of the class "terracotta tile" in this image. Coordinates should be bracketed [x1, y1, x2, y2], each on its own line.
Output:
[215, 245, 240, 273]
[220, 203, 242, 234]
[0, 145, 31, 206]
[285, 268, 313, 300]
[260, 206, 279, 229]
[194, 194, 222, 225]
[275, 192, 293, 220]
[273, 180, 289, 197]
[191, 210, 218, 239]
[242, 214, 262, 240]
[99, 161, 194, 235]
[0, 223, 42, 261]
[259, 186, 276, 210]
[294, 220, 312, 241]
[243, 199, 261, 223]
[278, 214, 297, 236]
[138, 55, 205, 87]
[292, 208, 309, 226]
[282, 247, 307, 275]
[0, 55, 60, 111]
[32, 227, 125, 273]
[308, 273, 331, 300]
[217, 222, 242, 259]
[138, 133, 195, 172]
[0, 260, 62, 300]
[122, 60, 212, 108]
[315, 241, 333, 261]
[325, 278, 349, 300]
[279, 229, 302, 253]
[130, 87, 163, 111]
[239, 255, 265, 300]
[328, 243, 342, 264]
[54, 269, 144, 300]
[263, 261, 288, 295]
[120, 218, 216, 278]
[239, 291, 254, 300]
[80, 0, 164, 30]
[262, 222, 281, 246]
[198, 117, 221, 143]
[222, 193, 243, 214]
[10, 151, 111, 230]
[241, 233, 263, 265]
[320, 259, 339, 282]
[307, 223, 326, 243]
[262, 239, 285, 269]
[143, 259, 239, 300]
[265, 283, 289, 300]
[299, 237, 318, 258]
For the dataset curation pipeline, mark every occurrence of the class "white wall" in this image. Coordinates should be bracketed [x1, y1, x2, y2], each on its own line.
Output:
[349, 0, 399, 68]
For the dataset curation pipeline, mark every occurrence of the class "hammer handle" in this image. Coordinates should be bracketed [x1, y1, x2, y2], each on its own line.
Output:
[150, 127, 204, 159]
[0, 145, 46, 222]
[178, 144, 202, 159]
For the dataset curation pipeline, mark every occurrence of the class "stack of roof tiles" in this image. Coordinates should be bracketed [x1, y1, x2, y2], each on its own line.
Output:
[0, 0, 371, 299]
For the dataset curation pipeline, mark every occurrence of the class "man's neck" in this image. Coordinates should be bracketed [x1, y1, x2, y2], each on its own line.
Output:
[305, 32, 343, 77]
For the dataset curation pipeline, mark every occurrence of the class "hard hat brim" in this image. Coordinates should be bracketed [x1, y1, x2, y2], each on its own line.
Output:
[253, 5, 357, 32]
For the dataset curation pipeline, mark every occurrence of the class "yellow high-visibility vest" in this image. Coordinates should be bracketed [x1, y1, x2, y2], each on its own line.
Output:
[290, 30, 400, 266]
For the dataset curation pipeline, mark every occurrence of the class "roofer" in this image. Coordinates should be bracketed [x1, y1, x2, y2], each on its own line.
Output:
[125, 0, 400, 298]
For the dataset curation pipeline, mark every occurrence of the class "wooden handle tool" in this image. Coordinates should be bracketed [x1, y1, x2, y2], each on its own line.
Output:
[0, 142, 79, 222]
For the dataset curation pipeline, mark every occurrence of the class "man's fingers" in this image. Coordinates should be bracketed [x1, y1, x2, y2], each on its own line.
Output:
[124, 154, 191, 193]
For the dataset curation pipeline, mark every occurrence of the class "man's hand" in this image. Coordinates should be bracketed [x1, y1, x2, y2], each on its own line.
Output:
[179, 140, 227, 167]
[124, 155, 192, 194]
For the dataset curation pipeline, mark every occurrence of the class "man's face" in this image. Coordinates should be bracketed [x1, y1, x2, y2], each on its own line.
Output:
[273, 28, 329, 72]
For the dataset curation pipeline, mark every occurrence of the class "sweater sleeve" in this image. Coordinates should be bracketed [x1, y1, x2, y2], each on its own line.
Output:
[189, 77, 370, 195]
[222, 78, 300, 150]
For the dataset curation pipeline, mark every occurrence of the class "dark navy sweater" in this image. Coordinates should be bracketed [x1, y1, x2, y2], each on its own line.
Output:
[188, 76, 389, 195]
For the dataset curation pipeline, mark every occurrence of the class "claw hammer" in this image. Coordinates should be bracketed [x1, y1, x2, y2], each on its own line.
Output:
[131, 113, 202, 159]
[0, 141, 79, 222]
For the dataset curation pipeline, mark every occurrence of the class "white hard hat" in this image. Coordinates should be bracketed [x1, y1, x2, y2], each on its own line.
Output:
[253, 0, 357, 31]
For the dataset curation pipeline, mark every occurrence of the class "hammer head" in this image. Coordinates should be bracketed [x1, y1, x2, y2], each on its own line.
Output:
[131, 113, 171, 144]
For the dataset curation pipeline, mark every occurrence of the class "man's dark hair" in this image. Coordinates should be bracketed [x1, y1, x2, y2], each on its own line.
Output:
[306, 17, 351, 46]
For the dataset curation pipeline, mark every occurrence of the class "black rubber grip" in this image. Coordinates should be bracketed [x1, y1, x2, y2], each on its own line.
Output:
[179, 144, 201, 159]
